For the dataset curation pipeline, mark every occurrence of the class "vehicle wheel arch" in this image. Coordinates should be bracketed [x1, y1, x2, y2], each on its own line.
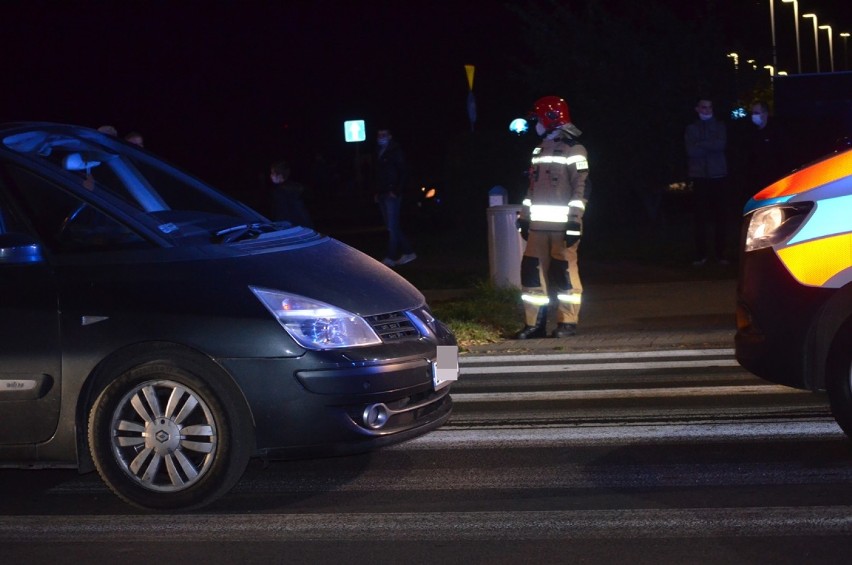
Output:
[809, 282, 852, 391]
[75, 341, 256, 474]
[825, 314, 852, 438]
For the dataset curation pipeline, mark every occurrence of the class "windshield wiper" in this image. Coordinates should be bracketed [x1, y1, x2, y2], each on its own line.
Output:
[213, 223, 278, 243]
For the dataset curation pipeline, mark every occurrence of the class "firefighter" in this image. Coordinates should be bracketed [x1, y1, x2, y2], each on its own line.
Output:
[515, 96, 589, 339]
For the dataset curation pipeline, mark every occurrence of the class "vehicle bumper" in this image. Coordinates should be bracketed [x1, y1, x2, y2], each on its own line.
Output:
[735, 246, 831, 390]
[219, 340, 456, 457]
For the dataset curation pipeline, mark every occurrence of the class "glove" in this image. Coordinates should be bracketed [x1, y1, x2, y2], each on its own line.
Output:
[516, 218, 530, 241]
[564, 221, 582, 246]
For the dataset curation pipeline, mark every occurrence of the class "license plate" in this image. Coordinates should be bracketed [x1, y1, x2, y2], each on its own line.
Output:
[432, 345, 459, 390]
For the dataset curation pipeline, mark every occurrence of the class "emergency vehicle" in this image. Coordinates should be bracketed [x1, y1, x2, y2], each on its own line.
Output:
[736, 146, 852, 438]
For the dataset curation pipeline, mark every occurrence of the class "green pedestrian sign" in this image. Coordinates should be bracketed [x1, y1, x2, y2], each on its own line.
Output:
[344, 120, 366, 142]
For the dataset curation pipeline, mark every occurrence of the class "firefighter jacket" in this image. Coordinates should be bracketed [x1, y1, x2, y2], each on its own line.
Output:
[521, 133, 590, 232]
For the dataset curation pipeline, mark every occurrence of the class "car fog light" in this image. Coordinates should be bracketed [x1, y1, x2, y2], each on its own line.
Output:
[363, 403, 389, 429]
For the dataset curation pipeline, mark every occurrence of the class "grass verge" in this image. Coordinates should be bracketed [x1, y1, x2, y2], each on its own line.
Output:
[429, 280, 523, 349]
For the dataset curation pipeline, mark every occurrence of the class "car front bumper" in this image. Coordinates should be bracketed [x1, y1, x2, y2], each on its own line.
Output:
[735, 246, 832, 390]
[220, 341, 457, 458]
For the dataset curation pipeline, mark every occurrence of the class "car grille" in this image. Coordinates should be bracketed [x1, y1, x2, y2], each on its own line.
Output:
[366, 311, 420, 342]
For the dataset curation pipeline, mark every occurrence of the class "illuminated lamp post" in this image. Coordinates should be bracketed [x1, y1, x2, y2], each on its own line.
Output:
[781, 0, 801, 73]
[803, 13, 820, 72]
[842, 33, 850, 71]
[819, 25, 834, 72]
[727, 52, 739, 70]
[769, 0, 778, 70]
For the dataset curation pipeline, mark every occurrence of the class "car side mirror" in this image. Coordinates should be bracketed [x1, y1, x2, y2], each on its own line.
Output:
[0, 233, 44, 264]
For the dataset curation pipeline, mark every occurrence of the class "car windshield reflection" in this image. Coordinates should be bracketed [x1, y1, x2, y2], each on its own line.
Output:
[2, 127, 273, 245]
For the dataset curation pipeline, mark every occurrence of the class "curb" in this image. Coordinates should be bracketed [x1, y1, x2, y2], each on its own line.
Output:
[461, 328, 735, 356]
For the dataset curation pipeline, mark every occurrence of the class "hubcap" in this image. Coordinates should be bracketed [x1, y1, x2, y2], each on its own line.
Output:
[109, 379, 218, 492]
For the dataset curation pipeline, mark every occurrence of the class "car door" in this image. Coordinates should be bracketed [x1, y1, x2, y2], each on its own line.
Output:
[0, 217, 62, 445]
[0, 156, 155, 445]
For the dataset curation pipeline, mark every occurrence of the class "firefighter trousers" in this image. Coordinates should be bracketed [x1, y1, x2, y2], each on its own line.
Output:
[520, 230, 582, 326]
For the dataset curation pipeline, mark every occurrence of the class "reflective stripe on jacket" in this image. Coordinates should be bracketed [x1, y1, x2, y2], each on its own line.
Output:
[521, 136, 589, 231]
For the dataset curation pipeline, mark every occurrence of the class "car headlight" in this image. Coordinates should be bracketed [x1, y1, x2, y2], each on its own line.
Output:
[744, 203, 812, 252]
[250, 287, 381, 349]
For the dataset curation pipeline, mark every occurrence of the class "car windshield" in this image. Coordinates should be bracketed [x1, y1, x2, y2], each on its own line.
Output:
[1, 127, 270, 244]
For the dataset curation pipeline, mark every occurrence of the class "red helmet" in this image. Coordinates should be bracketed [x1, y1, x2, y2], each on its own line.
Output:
[531, 96, 571, 132]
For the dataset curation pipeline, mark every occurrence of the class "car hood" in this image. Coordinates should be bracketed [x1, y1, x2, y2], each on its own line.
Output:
[58, 234, 426, 319]
[745, 148, 852, 213]
[232, 236, 425, 316]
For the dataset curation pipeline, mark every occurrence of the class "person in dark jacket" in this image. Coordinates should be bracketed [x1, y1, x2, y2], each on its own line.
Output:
[374, 128, 415, 267]
[269, 160, 312, 228]
[747, 100, 793, 196]
[685, 97, 730, 265]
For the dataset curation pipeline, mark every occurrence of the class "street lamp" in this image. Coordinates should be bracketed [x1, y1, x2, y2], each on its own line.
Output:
[803, 13, 820, 72]
[727, 52, 739, 70]
[770, 0, 778, 70]
[764, 64, 775, 76]
[781, 0, 801, 73]
[841, 32, 850, 71]
[819, 25, 834, 72]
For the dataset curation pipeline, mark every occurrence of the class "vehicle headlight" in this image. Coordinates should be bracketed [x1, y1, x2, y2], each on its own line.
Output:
[250, 287, 381, 349]
[744, 203, 812, 252]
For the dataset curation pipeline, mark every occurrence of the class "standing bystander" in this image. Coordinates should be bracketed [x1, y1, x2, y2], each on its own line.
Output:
[746, 100, 792, 198]
[374, 128, 415, 267]
[269, 160, 313, 228]
[685, 97, 730, 266]
[124, 131, 145, 148]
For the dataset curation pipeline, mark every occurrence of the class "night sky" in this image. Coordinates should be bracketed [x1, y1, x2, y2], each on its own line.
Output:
[2, 1, 522, 192]
[2, 0, 851, 197]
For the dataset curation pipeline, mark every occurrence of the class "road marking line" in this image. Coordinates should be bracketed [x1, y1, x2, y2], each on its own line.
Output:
[461, 359, 740, 374]
[401, 422, 845, 448]
[462, 349, 735, 364]
[452, 384, 804, 402]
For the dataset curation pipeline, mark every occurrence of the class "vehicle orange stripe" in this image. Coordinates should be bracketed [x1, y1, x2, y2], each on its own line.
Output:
[754, 150, 852, 201]
[776, 232, 852, 287]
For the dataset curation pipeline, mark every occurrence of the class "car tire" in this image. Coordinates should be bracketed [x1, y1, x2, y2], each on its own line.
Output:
[88, 357, 253, 511]
[826, 322, 852, 439]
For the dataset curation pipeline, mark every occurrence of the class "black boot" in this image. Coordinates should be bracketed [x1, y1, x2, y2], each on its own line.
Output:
[516, 308, 547, 339]
[552, 323, 577, 338]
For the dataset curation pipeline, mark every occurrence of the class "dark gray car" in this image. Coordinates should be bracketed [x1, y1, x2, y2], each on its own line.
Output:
[0, 123, 458, 511]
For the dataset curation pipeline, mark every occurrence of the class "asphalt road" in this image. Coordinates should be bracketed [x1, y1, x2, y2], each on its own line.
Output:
[1, 348, 850, 564]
